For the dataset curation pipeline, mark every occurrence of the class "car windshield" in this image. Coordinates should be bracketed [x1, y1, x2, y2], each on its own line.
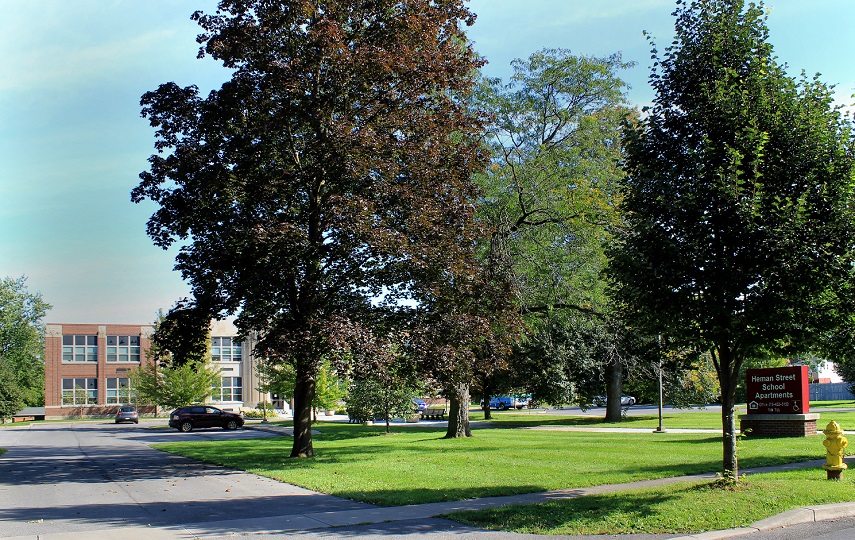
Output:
[120, 407, 135, 412]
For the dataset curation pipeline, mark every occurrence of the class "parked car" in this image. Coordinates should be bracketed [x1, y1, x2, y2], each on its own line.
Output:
[115, 406, 139, 424]
[480, 395, 529, 410]
[592, 395, 636, 407]
[168, 405, 245, 432]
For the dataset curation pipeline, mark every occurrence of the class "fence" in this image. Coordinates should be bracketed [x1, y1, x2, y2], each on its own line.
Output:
[810, 382, 855, 402]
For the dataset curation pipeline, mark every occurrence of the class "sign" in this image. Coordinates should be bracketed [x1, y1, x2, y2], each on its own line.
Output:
[745, 366, 809, 414]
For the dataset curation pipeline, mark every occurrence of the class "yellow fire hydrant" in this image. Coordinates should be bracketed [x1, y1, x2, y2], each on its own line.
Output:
[822, 420, 848, 480]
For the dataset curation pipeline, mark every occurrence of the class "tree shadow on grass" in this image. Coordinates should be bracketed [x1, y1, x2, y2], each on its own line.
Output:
[445, 489, 689, 535]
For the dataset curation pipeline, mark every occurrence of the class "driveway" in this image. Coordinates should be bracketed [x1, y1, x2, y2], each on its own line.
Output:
[0, 421, 371, 538]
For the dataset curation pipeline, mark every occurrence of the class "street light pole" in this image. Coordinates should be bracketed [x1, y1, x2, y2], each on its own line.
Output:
[654, 334, 666, 434]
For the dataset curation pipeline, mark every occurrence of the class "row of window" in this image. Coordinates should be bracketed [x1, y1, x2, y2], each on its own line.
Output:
[61, 335, 245, 363]
[60, 377, 242, 405]
[212, 377, 243, 402]
[61, 377, 129, 405]
[62, 335, 141, 363]
[211, 337, 242, 362]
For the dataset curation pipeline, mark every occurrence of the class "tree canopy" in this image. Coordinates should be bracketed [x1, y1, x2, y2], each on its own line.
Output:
[471, 49, 633, 419]
[0, 276, 51, 407]
[612, 0, 855, 478]
[132, 0, 487, 457]
[151, 303, 211, 367]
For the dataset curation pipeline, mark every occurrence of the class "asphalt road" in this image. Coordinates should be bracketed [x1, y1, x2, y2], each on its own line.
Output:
[0, 421, 370, 538]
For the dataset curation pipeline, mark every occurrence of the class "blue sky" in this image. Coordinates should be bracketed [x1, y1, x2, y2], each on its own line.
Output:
[1, 1, 853, 324]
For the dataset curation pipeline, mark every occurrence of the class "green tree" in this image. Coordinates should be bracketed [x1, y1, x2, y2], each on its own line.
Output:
[0, 358, 24, 422]
[345, 377, 418, 433]
[612, 0, 855, 479]
[133, 0, 486, 458]
[313, 361, 346, 413]
[151, 302, 211, 367]
[0, 276, 51, 407]
[471, 49, 633, 422]
[130, 361, 221, 411]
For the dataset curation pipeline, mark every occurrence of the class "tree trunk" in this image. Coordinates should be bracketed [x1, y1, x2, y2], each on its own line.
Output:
[712, 344, 741, 480]
[604, 360, 623, 422]
[445, 382, 472, 438]
[482, 390, 492, 420]
[721, 388, 738, 480]
[290, 375, 315, 458]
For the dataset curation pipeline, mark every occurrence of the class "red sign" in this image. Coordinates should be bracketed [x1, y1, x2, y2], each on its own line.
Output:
[745, 366, 809, 414]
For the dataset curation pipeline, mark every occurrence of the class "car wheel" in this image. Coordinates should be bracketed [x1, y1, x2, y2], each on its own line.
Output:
[134, 420, 139, 424]
[498, 403, 507, 410]
[179, 421, 193, 432]
[225, 419, 238, 430]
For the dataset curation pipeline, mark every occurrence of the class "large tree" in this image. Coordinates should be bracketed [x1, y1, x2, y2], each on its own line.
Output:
[0, 276, 51, 407]
[612, 0, 855, 479]
[472, 49, 632, 421]
[132, 1, 486, 457]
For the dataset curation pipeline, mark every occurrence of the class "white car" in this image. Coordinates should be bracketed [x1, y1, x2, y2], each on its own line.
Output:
[593, 395, 636, 406]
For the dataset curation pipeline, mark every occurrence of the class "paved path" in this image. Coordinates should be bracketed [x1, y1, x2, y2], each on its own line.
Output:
[3, 421, 855, 540]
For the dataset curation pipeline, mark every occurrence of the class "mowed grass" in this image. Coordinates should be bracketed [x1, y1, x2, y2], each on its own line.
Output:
[473, 406, 855, 431]
[153, 422, 827, 506]
[449, 468, 855, 535]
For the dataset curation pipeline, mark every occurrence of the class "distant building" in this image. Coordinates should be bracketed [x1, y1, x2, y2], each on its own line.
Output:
[44, 323, 155, 419]
[817, 361, 844, 384]
[44, 321, 278, 419]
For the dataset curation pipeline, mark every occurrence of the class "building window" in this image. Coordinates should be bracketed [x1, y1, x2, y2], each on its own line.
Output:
[62, 378, 97, 405]
[62, 335, 97, 362]
[106, 335, 141, 363]
[212, 377, 242, 402]
[211, 337, 242, 362]
[106, 378, 132, 404]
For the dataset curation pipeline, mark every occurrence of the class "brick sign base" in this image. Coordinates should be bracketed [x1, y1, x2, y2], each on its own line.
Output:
[739, 413, 819, 437]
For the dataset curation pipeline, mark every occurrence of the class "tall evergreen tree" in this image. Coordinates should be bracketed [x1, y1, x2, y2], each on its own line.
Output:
[612, 0, 855, 478]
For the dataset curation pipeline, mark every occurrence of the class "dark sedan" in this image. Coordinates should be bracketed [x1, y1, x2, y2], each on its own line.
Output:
[168, 405, 244, 432]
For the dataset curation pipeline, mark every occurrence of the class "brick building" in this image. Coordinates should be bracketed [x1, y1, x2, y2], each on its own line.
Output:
[44, 323, 155, 419]
[44, 320, 272, 419]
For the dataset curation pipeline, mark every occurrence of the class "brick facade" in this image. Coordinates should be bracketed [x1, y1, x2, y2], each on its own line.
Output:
[44, 323, 155, 420]
[739, 413, 820, 437]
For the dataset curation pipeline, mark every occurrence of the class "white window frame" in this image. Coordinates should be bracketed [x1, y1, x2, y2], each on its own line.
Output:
[62, 378, 97, 405]
[105, 377, 132, 404]
[211, 337, 243, 362]
[212, 376, 242, 402]
[106, 335, 141, 363]
[62, 335, 97, 362]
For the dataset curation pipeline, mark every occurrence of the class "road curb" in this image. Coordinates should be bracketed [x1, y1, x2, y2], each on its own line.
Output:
[670, 502, 855, 539]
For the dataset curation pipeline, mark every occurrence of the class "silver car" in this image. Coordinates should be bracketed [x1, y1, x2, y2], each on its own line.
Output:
[115, 406, 139, 424]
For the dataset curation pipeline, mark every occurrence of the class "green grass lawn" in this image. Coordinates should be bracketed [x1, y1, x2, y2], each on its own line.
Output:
[810, 400, 855, 409]
[449, 467, 855, 535]
[470, 404, 855, 432]
[154, 422, 828, 507]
